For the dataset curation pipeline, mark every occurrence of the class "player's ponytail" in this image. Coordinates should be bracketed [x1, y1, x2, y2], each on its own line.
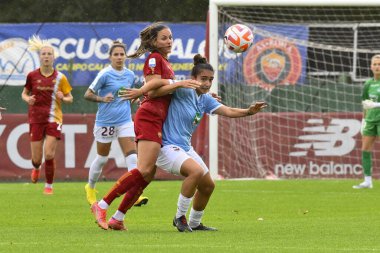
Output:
[191, 54, 214, 77]
[28, 34, 58, 58]
[127, 22, 169, 58]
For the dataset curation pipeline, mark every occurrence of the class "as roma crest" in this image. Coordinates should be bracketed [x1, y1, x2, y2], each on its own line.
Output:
[244, 38, 302, 91]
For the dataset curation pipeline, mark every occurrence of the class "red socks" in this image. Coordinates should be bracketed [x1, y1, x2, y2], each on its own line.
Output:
[44, 158, 55, 184]
[103, 169, 149, 207]
[117, 181, 147, 213]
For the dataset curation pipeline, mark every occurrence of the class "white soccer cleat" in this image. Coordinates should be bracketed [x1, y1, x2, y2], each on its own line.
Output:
[353, 182, 373, 189]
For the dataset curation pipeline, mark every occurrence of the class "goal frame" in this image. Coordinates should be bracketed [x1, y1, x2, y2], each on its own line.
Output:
[208, 0, 380, 179]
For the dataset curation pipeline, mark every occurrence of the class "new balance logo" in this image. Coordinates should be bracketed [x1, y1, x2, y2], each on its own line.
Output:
[290, 118, 361, 157]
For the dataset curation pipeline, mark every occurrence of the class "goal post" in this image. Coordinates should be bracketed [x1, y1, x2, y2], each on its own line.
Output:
[208, 0, 380, 180]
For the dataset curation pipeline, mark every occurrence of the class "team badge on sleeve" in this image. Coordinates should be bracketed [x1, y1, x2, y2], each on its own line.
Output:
[149, 58, 156, 74]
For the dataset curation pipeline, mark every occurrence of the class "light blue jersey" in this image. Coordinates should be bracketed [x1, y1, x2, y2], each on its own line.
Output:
[162, 88, 222, 151]
[89, 65, 135, 127]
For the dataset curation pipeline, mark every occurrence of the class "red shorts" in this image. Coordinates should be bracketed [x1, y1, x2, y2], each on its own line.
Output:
[30, 122, 62, 141]
[134, 107, 165, 145]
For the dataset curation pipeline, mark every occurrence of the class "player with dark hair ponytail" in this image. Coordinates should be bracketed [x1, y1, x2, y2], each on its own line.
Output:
[147, 54, 267, 232]
[90, 23, 200, 231]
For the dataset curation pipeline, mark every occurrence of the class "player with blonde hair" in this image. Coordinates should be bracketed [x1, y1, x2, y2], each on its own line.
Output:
[354, 54, 380, 189]
[21, 35, 73, 194]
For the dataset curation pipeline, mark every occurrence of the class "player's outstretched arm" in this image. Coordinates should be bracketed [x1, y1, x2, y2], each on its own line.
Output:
[214, 101, 267, 118]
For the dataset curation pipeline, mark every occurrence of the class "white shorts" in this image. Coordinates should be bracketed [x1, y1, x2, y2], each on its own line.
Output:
[93, 121, 135, 143]
[156, 145, 209, 176]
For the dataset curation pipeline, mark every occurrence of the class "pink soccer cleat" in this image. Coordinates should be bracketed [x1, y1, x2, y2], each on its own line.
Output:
[43, 187, 53, 195]
[91, 202, 108, 230]
[108, 217, 127, 231]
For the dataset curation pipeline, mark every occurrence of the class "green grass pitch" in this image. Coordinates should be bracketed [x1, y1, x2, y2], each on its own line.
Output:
[1, 179, 379, 253]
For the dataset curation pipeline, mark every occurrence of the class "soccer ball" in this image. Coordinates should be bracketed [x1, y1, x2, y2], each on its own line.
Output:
[224, 24, 254, 53]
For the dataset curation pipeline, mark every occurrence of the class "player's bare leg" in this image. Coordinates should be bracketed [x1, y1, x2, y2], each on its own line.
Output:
[172, 159, 204, 232]
[189, 172, 217, 231]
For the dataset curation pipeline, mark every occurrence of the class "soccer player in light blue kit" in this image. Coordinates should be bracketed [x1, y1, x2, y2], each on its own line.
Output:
[152, 54, 267, 232]
[84, 41, 148, 207]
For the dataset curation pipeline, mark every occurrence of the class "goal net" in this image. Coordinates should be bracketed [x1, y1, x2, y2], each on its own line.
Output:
[209, 0, 380, 179]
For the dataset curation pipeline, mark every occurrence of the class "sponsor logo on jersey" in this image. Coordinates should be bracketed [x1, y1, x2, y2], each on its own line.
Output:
[37, 86, 54, 91]
[192, 112, 202, 126]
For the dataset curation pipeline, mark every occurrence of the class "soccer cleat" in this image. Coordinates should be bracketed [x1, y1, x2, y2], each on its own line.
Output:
[172, 215, 192, 232]
[91, 202, 108, 230]
[191, 223, 218, 231]
[43, 187, 53, 195]
[108, 217, 127, 231]
[353, 182, 373, 189]
[31, 169, 40, 183]
[134, 196, 149, 207]
[85, 184, 98, 205]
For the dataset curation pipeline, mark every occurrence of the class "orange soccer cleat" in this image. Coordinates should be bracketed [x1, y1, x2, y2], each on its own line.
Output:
[43, 187, 53, 195]
[31, 168, 40, 183]
[91, 202, 108, 230]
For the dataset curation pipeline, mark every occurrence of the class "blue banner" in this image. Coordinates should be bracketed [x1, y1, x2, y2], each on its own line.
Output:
[0, 22, 206, 86]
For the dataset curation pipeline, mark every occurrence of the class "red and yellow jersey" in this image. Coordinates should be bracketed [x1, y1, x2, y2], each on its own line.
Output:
[25, 68, 72, 124]
[140, 52, 174, 122]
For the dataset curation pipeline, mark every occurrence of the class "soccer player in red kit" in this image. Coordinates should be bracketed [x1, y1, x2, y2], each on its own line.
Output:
[21, 35, 73, 195]
[90, 23, 200, 230]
